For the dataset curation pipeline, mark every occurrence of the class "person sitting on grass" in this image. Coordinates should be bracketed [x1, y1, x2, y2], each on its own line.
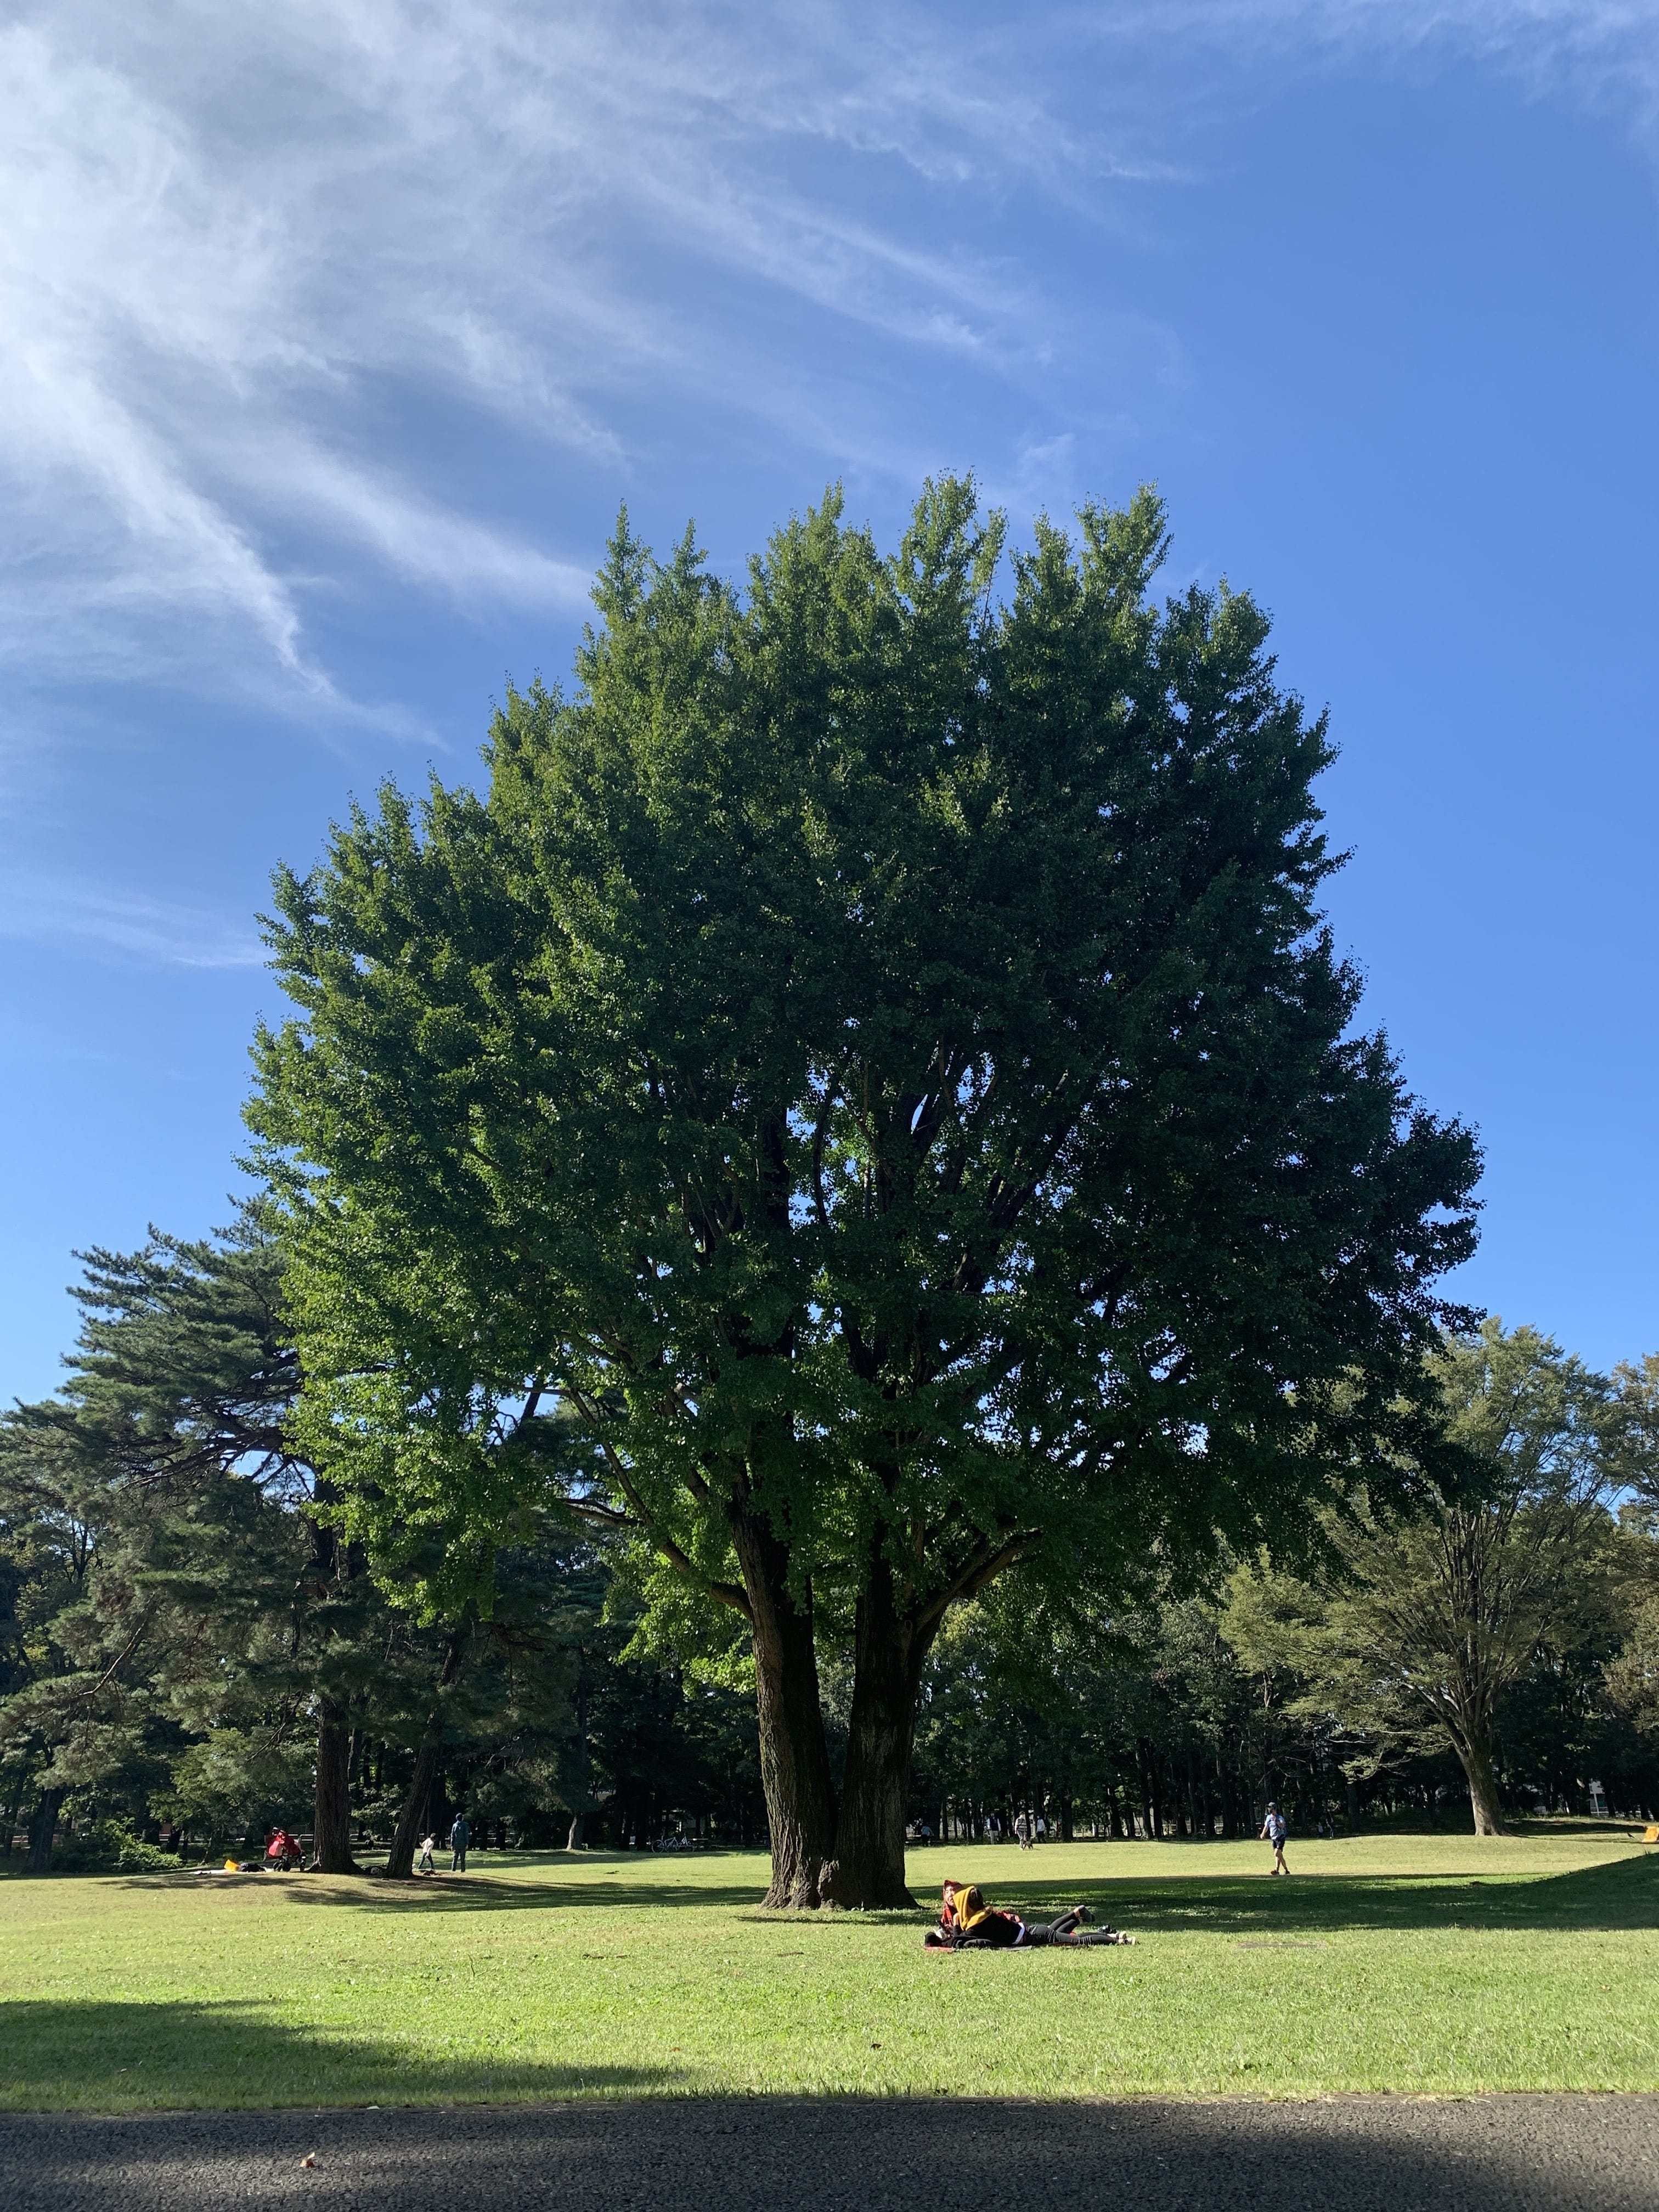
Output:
[264, 1828, 303, 1872]
[925, 1878, 1134, 1949]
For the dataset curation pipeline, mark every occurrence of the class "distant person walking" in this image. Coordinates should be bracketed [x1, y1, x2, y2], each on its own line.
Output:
[1261, 1802, 1289, 1876]
[416, 1833, 436, 1875]
[449, 1812, 470, 1873]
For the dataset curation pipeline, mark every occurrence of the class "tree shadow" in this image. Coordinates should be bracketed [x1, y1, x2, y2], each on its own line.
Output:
[103, 1847, 1658, 1936]
[2, 2091, 1655, 2211]
[980, 1849, 1659, 1936]
[110, 1866, 770, 1914]
[0, 2000, 676, 2112]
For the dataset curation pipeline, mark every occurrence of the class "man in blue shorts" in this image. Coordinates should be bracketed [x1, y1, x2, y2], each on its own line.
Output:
[1260, 1802, 1289, 1875]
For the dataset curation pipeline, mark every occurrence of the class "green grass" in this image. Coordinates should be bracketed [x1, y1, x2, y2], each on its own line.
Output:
[2, 1827, 1656, 2108]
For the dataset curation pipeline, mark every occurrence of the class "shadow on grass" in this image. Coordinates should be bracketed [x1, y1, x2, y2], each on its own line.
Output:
[0, 1999, 676, 2112]
[981, 1848, 1659, 1936]
[100, 1846, 1658, 1936]
[109, 1861, 771, 1915]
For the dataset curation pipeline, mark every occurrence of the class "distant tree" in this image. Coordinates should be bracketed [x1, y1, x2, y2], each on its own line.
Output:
[251, 480, 1480, 1907]
[0, 1220, 604, 1876]
[0, 1420, 102, 1871]
[1245, 1323, 1627, 1834]
[9, 1216, 397, 1871]
[1606, 1593, 1659, 1742]
[0, 1220, 358, 1868]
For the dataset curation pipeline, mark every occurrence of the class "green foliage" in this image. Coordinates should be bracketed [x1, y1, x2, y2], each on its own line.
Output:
[1217, 1321, 1658, 1830]
[249, 478, 1480, 1749]
[0, 1221, 628, 1869]
[45, 1820, 184, 1875]
[157, 1729, 316, 1849]
[0, 1219, 343, 1852]
[907, 1322, 1659, 1837]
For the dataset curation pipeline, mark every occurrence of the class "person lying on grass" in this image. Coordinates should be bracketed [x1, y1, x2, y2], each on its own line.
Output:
[924, 1879, 1135, 1949]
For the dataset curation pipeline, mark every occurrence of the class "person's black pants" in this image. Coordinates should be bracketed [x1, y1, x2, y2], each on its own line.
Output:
[1023, 1909, 1090, 1946]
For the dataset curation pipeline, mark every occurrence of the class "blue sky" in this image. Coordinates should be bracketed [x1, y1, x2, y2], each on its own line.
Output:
[2, 1, 1656, 1398]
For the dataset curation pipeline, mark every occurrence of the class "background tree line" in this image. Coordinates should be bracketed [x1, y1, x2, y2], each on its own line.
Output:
[4, 1218, 1655, 1872]
[0, 1216, 768, 1874]
[908, 1327, 1659, 1840]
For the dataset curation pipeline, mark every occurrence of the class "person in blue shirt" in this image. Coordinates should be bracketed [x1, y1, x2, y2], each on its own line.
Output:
[449, 1812, 470, 1872]
[1260, 1802, 1289, 1876]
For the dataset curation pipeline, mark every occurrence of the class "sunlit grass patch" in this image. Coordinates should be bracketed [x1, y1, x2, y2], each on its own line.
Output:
[1, 1827, 1654, 2108]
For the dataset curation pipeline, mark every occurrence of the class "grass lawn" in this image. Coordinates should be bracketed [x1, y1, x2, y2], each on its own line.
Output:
[2, 1826, 1655, 2109]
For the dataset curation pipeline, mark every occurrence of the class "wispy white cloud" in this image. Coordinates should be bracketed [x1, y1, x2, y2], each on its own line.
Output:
[1, 0, 1653, 724]
[0, 867, 264, 968]
[0, 3, 1091, 714]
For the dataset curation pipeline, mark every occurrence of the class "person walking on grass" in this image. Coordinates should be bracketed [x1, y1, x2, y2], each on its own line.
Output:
[417, 1833, 436, 1876]
[1261, 1802, 1289, 1876]
[449, 1811, 470, 1873]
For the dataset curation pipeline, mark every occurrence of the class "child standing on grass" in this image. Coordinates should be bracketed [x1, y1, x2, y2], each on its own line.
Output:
[1261, 1802, 1289, 1875]
[417, 1833, 436, 1875]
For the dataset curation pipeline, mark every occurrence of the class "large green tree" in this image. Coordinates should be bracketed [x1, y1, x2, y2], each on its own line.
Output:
[251, 481, 1479, 1906]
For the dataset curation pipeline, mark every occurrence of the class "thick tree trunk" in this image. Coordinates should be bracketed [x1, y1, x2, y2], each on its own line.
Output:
[25, 1787, 65, 1875]
[312, 1695, 357, 1872]
[385, 1619, 472, 1878]
[307, 1489, 360, 1872]
[731, 1508, 839, 1908]
[831, 1556, 929, 1909]
[1455, 1729, 1507, 1836]
[563, 1673, 591, 1852]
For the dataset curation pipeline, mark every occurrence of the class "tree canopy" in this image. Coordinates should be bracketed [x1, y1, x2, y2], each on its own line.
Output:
[1226, 1320, 1652, 1833]
[250, 479, 1481, 1905]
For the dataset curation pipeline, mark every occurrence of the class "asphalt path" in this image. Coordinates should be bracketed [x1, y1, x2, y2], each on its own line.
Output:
[3, 2096, 1657, 2212]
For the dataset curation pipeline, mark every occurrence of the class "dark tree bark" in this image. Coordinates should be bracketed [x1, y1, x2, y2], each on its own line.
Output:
[1454, 1729, 1508, 1837]
[385, 1618, 472, 1878]
[830, 1552, 932, 1908]
[312, 1694, 357, 1872]
[25, 1787, 65, 1875]
[562, 1670, 591, 1851]
[731, 1507, 839, 1908]
[307, 1489, 360, 1871]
